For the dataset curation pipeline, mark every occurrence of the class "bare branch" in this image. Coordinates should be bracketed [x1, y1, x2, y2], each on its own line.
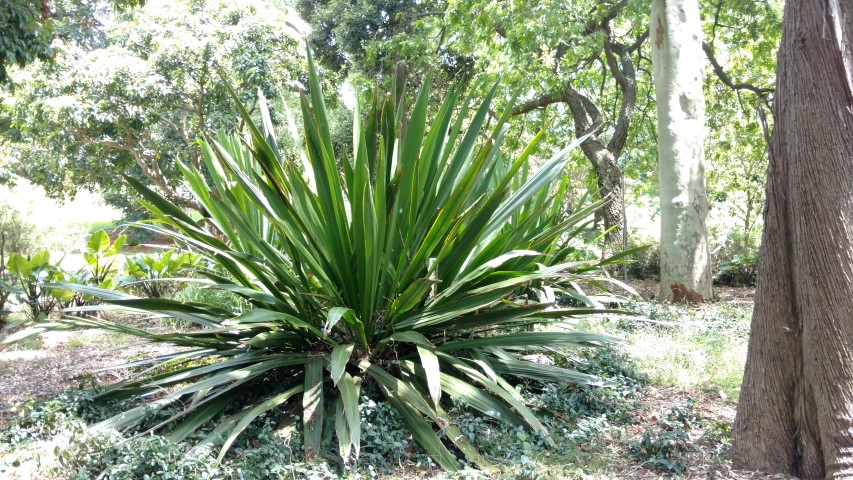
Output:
[702, 41, 774, 98]
[512, 92, 566, 116]
[627, 30, 650, 53]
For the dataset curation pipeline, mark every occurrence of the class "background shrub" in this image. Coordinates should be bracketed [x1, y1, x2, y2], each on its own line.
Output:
[626, 236, 660, 280]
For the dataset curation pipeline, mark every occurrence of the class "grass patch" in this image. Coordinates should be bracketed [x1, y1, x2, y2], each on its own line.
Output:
[628, 326, 746, 401]
[90, 332, 134, 350]
[170, 283, 249, 313]
[5, 336, 44, 352]
[163, 283, 250, 330]
[65, 336, 87, 351]
[596, 301, 751, 403]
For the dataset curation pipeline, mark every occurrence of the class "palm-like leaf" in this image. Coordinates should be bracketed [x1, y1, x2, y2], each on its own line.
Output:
[10, 50, 628, 470]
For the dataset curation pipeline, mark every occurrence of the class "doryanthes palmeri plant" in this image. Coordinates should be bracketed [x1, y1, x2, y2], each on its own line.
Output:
[7, 50, 632, 471]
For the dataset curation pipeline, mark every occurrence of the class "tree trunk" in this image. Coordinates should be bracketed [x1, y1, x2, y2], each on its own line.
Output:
[731, 0, 853, 477]
[561, 86, 627, 257]
[581, 138, 624, 256]
[651, 0, 713, 302]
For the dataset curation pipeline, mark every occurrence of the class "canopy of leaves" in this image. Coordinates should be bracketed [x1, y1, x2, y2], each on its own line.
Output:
[293, 0, 782, 249]
[0, 0, 55, 82]
[0, 0, 148, 83]
[1, 0, 305, 212]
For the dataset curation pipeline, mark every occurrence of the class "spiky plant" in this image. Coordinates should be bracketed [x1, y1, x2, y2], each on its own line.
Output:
[8, 52, 630, 470]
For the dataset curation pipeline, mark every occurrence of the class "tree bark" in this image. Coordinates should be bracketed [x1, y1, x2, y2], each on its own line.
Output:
[651, 0, 713, 301]
[731, 0, 853, 477]
[561, 82, 629, 256]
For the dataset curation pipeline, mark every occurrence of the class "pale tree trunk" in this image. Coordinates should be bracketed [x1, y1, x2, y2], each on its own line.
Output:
[731, 0, 853, 477]
[651, 0, 713, 302]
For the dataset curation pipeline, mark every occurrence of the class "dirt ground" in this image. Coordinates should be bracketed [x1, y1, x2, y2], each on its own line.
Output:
[0, 318, 182, 427]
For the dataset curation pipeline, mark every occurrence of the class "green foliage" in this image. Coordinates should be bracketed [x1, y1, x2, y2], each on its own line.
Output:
[358, 396, 432, 471]
[1, 250, 74, 320]
[542, 346, 646, 422]
[2, 0, 306, 213]
[0, 0, 54, 83]
[60, 433, 222, 480]
[0, 200, 38, 315]
[627, 400, 698, 475]
[9, 52, 632, 471]
[3, 346, 648, 477]
[220, 419, 339, 479]
[0, 0, 149, 84]
[711, 226, 761, 287]
[80, 229, 126, 290]
[703, 1, 781, 249]
[294, 0, 782, 259]
[121, 249, 200, 298]
[626, 237, 660, 280]
[86, 221, 120, 236]
[715, 255, 758, 287]
[295, 0, 472, 91]
[171, 282, 249, 314]
[1, 387, 108, 446]
[0, 199, 37, 256]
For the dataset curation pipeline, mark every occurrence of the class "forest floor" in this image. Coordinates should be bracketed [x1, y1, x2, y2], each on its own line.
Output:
[0, 283, 799, 479]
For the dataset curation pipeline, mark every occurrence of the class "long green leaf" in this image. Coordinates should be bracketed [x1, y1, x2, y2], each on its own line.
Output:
[217, 384, 304, 461]
[330, 344, 354, 385]
[303, 357, 325, 459]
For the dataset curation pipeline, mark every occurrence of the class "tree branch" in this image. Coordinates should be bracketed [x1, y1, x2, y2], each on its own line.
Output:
[76, 127, 202, 212]
[583, 0, 629, 35]
[627, 30, 649, 53]
[512, 92, 566, 116]
[603, 38, 637, 157]
[702, 42, 774, 98]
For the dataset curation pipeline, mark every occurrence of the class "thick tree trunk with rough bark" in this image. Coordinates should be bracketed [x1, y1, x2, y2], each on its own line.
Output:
[651, 0, 713, 302]
[595, 156, 624, 255]
[731, 0, 853, 477]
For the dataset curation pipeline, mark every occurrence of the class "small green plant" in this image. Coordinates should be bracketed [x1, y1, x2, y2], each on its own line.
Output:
[86, 221, 120, 236]
[121, 249, 200, 298]
[0, 251, 74, 321]
[2, 387, 109, 446]
[541, 346, 646, 424]
[79, 230, 126, 290]
[59, 433, 222, 480]
[0, 204, 39, 318]
[65, 335, 88, 350]
[0, 254, 13, 321]
[626, 237, 660, 280]
[359, 396, 430, 471]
